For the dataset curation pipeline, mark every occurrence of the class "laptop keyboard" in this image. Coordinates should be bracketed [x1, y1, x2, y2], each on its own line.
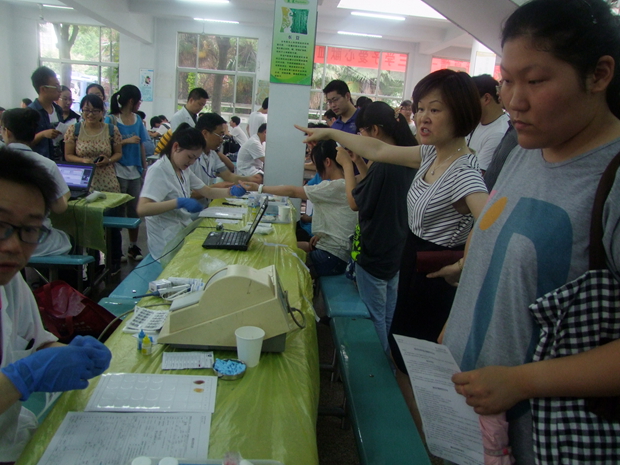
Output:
[219, 231, 247, 246]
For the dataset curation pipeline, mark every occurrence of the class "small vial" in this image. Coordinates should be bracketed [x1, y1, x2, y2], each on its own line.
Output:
[141, 335, 152, 355]
[137, 329, 146, 351]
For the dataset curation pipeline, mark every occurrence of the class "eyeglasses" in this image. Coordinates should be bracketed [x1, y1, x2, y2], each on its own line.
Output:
[82, 109, 102, 115]
[43, 85, 62, 91]
[326, 95, 342, 105]
[59, 97, 73, 102]
[0, 221, 50, 245]
[211, 132, 225, 139]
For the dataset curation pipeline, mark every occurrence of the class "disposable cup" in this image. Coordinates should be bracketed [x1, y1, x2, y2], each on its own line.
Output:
[235, 326, 265, 367]
[278, 205, 292, 223]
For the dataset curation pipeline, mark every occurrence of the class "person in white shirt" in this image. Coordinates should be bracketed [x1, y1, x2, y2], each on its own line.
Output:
[237, 123, 267, 180]
[399, 100, 417, 138]
[228, 116, 248, 146]
[0, 148, 111, 462]
[137, 124, 240, 260]
[467, 74, 511, 172]
[247, 98, 268, 137]
[169, 88, 209, 131]
[240, 140, 357, 277]
[1, 108, 71, 257]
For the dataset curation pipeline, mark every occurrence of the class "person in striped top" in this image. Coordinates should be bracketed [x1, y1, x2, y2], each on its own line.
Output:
[296, 69, 489, 428]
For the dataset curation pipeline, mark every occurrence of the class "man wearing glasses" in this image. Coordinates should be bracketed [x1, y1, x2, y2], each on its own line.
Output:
[323, 80, 358, 135]
[0, 148, 111, 462]
[28, 66, 64, 160]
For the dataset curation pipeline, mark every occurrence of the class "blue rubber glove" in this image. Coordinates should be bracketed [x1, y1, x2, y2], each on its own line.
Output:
[230, 184, 247, 197]
[176, 197, 203, 213]
[1, 336, 112, 401]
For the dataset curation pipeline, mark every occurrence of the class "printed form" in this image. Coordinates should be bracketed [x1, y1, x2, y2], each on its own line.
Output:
[394, 335, 484, 465]
[36, 412, 210, 465]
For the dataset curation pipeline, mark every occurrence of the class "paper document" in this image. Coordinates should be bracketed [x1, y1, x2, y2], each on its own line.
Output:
[394, 335, 484, 465]
[85, 373, 217, 413]
[162, 351, 214, 370]
[36, 412, 210, 465]
[199, 206, 244, 219]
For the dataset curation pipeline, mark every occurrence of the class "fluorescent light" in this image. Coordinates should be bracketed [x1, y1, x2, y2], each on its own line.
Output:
[42, 4, 74, 9]
[351, 11, 405, 21]
[194, 18, 239, 24]
[338, 0, 445, 20]
[338, 31, 382, 38]
[182, 0, 230, 3]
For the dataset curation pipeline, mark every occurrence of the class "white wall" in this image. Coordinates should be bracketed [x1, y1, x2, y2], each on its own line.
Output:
[118, 34, 156, 118]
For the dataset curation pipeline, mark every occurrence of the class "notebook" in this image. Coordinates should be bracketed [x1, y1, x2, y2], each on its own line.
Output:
[202, 197, 268, 251]
[57, 161, 96, 199]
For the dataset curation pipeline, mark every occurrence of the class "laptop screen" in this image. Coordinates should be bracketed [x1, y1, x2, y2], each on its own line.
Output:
[247, 197, 269, 236]
[57, 163, 95, 189]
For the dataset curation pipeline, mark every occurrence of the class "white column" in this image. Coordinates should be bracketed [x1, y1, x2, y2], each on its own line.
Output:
[469, 40, 496, 77]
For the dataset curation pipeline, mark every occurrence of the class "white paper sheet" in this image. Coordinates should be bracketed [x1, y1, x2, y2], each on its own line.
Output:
[198, 206, 244, 219]
[394, 335, 484, 465]
[85, 373, 217, 413]
[36, 412, 210, 465]
[162, 351, 214, 370]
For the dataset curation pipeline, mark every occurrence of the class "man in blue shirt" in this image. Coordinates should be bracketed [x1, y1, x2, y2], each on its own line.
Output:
[323, 80, 358, 135]
[28, 66, 63, 160]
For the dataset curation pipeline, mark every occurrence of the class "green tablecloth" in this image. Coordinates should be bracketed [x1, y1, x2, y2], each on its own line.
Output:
[50, 193, 133, 252]
[17, 210, 320, 465]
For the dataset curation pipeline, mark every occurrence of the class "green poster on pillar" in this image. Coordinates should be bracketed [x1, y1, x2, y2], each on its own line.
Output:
[270, 0, 318, 86]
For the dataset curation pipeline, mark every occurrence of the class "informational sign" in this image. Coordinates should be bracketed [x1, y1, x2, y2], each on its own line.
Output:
[270, 0, 318, 86]
[314, 46, 408, 73]
[139, 68, 154, 102]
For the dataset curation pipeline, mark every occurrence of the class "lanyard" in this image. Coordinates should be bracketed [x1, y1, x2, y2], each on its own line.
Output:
[199, 154, 217, 179]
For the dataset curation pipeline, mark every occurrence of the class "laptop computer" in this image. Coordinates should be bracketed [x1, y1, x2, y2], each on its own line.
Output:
[56, 161, 96, 199]
[202, 197, 269, 251]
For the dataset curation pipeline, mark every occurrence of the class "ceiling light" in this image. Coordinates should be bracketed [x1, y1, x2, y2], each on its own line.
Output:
[351, 11, 405, 21]
[194, 18, 239, 24]
[338, 0, 445, 20]
[42, 4, 74, 9]
[181, 0, 230, 4]
[337, 31, 382, 38]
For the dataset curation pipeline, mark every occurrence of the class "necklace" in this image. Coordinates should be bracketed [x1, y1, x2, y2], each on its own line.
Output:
[430, 147, 464, 175]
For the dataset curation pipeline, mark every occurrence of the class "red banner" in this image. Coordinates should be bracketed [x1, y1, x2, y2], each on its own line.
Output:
[315, 46, 407, 73]
[431, 57, 501, 81]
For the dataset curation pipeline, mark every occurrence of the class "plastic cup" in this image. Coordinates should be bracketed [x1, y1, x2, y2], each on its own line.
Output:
[235, 326, 265, 367]
[278, 205, 292, 223]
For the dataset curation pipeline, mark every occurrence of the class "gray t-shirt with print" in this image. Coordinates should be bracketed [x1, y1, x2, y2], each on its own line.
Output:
[443, 138, 620, 464]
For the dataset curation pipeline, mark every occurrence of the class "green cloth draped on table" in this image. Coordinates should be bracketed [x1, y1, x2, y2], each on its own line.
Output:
[49, 193, 133, 252]
[17, 209, 320, 465]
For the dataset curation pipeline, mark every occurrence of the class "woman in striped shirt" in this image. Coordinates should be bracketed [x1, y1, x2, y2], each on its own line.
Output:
[297, 68, 489, 425]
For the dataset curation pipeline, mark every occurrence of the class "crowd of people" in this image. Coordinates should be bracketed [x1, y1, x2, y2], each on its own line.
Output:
[2, 0, 620, 462]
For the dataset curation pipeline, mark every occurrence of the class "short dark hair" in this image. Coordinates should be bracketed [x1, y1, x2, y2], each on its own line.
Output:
[80, 94, 105, 112]
[356, 101, 417, 147]
[472, 74, 500, 104]
[400, 100, 413, 108]
[257, 123, 267, 134]
[323, 80, 350, 97]
[188, 88, 209, 101]
[60, 85, 71, 93]
[311, 140, 341, 178]
[161, 122, 206, 158]
[2, 108, 40, 143]
[31, 66, 57, 94]
[21, 98, 32, 106]
[86, 83, 106, 100]
[356, 96, 372, 108]
[323, 109, 336, 119]
[158, 115, 168, 121]
[0, 107, 6, 112]
[230, 116, 241, 125]
[412, 69, 481, 138]
[150, 116, 162, 128]
[261, 98, 269, 110]
[502, 0, 620, 118]
[136, 111, 147, 121]
[0, 146, 58, 213]
[195, 113, 227, 133]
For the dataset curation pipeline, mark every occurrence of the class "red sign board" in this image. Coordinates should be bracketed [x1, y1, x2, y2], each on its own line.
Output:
[315, 46, 408, 73]
[431, 57, 502, 81]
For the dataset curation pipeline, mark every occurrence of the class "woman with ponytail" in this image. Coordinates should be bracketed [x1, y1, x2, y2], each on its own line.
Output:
[107, 84, 149, 261]
[137, 123, 242, 260]
[336, 101, 417, 354]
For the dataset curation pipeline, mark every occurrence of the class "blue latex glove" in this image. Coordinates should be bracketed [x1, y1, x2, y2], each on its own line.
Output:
[230, 184, 246, 197]
[176, 197, 203, 213]
[1, 335, 112, 401]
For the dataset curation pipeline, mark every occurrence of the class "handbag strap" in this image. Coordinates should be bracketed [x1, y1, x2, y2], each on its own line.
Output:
[589, 151, 620, 269]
